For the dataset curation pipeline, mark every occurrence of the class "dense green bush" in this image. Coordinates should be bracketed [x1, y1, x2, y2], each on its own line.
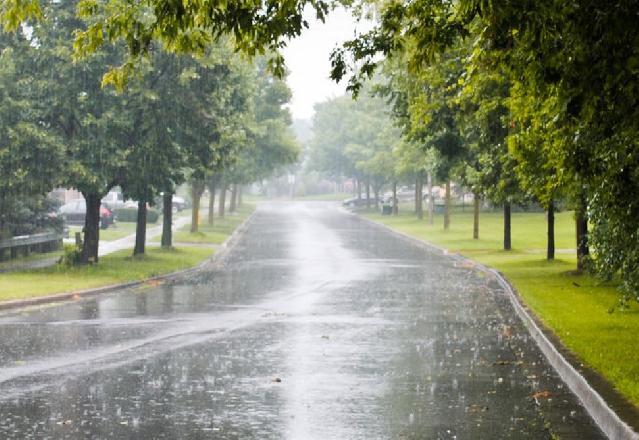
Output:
[0, 195, 62, 239]
[113, 208, 160, 224]
[60, 245, 83, 266]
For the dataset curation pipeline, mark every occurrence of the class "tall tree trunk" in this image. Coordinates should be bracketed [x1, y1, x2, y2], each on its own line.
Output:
[414, 178, 418, 213]
[444, 180, 451, 230]
[357, 179, 362, 199]
[134, 200, 147, 256]
[504, 202, 512, 250]
[374, 186, 380, 210]
[190, 181, 204, 233]
[161, 192, 173, 249]
[392, 181, 398, 216]
[218, 181, 227, 218]
[238, 186, 243, 207]
[416, 174, 423, 219]
[230, 184, 238, 212]
[207, 179, 217, 226]
[80, 192, 101, 264]
[427, 173, 434, 225]
[365, 179, 371, 209]
[547, 199, 555, 260]
[576, 192, 589, 271]
[473, 193, 480, 240]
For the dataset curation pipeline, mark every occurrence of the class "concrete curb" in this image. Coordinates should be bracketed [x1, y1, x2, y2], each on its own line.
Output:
[0, 209, 257, 313]
[354, 212, 638, 440]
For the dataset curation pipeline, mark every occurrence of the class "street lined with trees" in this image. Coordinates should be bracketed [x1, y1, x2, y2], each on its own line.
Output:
[329, 0, 639, 302]
[2, 0, 639, 436]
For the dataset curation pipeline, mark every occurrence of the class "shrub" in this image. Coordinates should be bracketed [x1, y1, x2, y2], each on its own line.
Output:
[113, 208, 160, 223]
[60, 245, 83, 266]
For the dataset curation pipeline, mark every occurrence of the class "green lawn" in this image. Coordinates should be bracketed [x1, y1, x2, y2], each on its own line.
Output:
[173, 204, 255, 244]
[0, 204, 254, 303]
[363, 207, 639, 408]
[0, 246, 212, 301]
[0, 250, 63, 271]
[69, 222, 140, 242]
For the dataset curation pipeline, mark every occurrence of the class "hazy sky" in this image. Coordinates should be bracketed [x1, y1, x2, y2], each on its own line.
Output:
[282, 7, 371, 121]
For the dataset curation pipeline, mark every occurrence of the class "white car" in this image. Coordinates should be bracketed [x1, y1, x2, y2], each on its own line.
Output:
[172, 196, 187, 212]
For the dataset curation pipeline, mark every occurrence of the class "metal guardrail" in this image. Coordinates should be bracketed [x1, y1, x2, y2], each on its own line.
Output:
[0, 232, 63, 260]
[0, 232, 62, 249]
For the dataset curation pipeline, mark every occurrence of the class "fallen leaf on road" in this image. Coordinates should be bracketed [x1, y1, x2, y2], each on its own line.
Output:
[532, 390, 553, 400]
[499, 325, 513, 338]
[467, 404, 489, 413]
[144, 279, 164, 288]
[493, 360, 523, 366]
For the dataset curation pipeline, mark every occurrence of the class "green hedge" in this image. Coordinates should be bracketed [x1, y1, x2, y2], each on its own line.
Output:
[113, 208, 160, 223]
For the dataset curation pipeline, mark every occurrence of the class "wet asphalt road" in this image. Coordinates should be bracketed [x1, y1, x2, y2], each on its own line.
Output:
[0, 202, 605, 439]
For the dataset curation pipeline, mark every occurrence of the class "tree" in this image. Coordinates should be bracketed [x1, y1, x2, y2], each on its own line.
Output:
[0, 33, 64, 238]
[379, 47, 467, 229]
[456, 36, 522, 248]
[227, 62, 300, 203]
[2, 0, 333, 89]
[28, 0, 130, 264]
[308, 97, 359, 185]
[308, 87, 398, 208]
[333, 0, 639, 296]
[177, 45, 253, 232]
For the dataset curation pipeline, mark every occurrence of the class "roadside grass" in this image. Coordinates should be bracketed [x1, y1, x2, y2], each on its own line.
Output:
[69, 209, 193, 243]
[100, 222, 140, 241]
[363, 207, 639, 407]
[0, 205, 253, 303]
[0, 246, 212, 301]
[69, 223, 139, 242]
[173, 204, 255, 244]
[0, 250, 63, 271]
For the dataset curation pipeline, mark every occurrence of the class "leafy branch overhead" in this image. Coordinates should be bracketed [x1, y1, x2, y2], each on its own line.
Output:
[75, 0, 330, 87]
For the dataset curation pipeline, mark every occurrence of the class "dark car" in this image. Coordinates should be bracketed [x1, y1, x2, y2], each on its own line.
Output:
[172, 195, 188, 212]
[342, 197, 380, 208]
[59, 200, 115, 229]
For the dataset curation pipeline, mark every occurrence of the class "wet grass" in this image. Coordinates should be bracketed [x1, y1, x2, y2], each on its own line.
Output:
[0, 205, 252, 302]
[69, 223, 138, 242]
[363, 207, 639, 408]
[173, 204, 255, 244]
[0, 246, 212, 301]
[0, 250, 63, 271]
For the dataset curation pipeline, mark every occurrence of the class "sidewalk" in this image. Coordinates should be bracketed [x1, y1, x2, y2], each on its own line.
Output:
[3, 216, 191, 273]
[96, 215, 191, 256]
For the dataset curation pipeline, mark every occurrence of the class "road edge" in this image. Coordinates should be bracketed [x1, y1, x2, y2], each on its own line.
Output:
[0, 209, 257, 313]
[352, 210, 639, 440]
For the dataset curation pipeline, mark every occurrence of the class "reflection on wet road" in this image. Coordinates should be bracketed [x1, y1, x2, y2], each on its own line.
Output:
[0, 202, 604, 438]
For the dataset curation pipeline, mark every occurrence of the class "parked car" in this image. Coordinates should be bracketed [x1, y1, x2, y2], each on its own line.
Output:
[101, 191, 125, 211]
[59, 200, 115, 229]
[172, 196, 187, 212]
[342, 197, 380, 208]
[396, 187, 416, 202]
